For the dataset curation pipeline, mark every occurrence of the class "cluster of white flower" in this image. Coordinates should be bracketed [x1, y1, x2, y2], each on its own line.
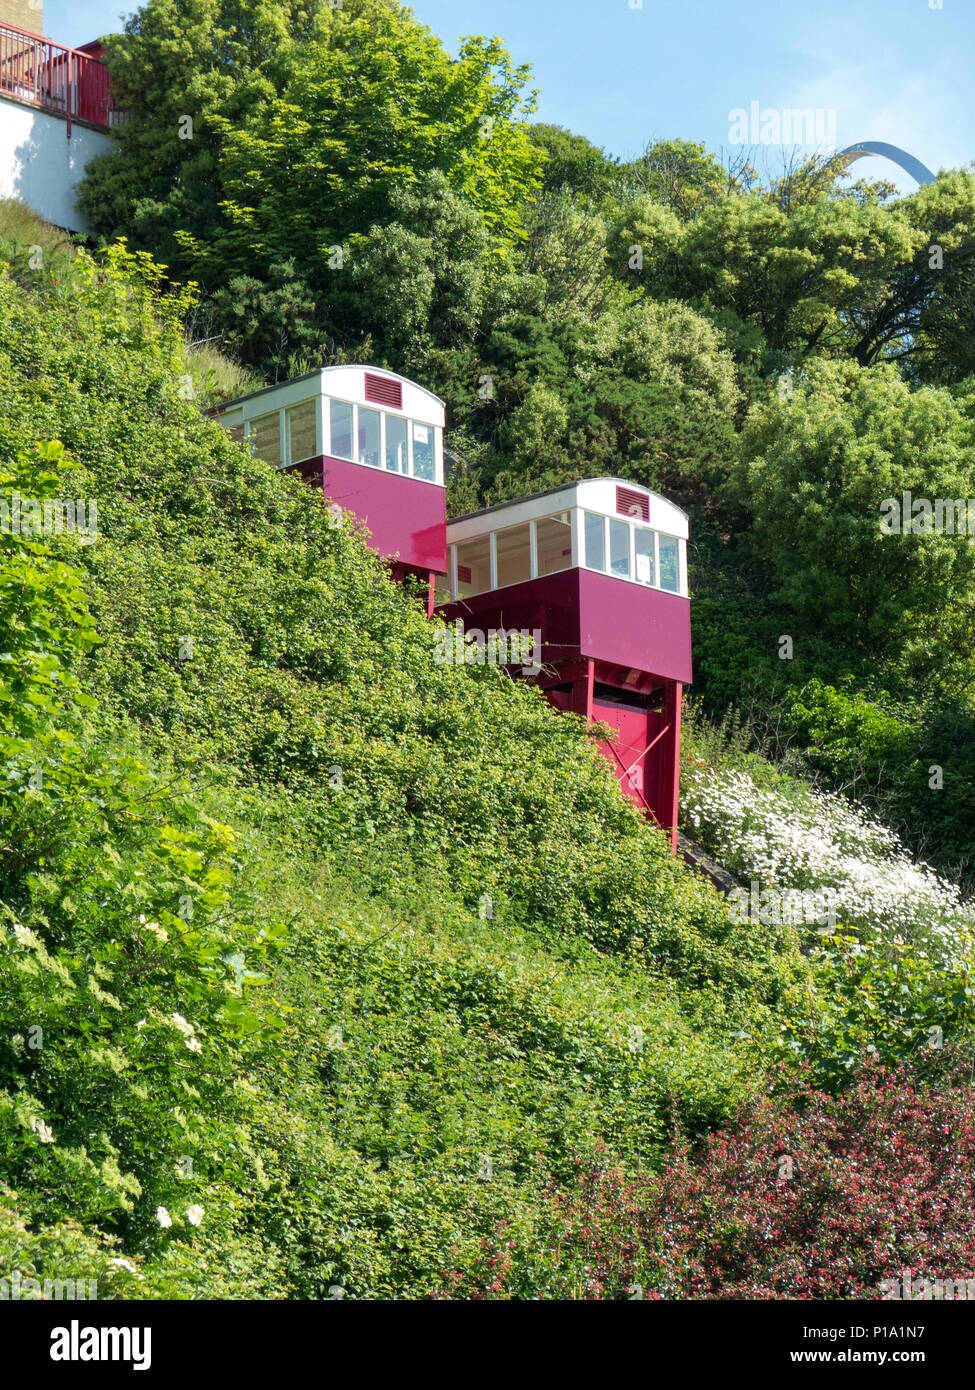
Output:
[12, 922, 39, 948]
[682, 766, 974, 953]
[169, 1013, 203, 1054]
[155, 1204, 204, 1229]
[138, 913, 168, 944]
[30, 1117, 55, 1145]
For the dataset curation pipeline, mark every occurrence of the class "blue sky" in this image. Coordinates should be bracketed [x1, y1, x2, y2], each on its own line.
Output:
[47, 0, 973, 191]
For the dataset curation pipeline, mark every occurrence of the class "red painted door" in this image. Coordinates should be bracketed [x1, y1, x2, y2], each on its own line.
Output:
[592, 698, 651, 811]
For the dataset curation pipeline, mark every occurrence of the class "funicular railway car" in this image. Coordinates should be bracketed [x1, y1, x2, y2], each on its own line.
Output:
[211, 366, 448, 613]
[435, 479, 692, 849]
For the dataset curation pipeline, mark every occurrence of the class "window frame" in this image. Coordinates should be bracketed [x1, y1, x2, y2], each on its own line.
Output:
[608, 516, 631, 580]
[356, 403, 383, 469]
[493, 520, 533, 590]
[633, 525, 655, 587]
[285, 398, 320, 467]
[446, 509, 686, 601]
[534, 510, 573, 579]
[454, 533, 493, 599]
[243, 398, 321, 469]
[248, 410, 284, 468]
[656, 531, 682, 594]
[327, 398, 355, 463]
[322, 396, 443, 484]
[582, 510, 608, 574]
[385, 412, 410, 474]
[233, 391, 444, 482]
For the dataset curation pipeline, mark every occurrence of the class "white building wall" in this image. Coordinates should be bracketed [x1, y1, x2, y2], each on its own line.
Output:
[0, 95, 111, 232]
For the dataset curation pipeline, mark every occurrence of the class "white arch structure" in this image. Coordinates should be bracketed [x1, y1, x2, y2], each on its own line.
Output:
[838, 142, 936, 186]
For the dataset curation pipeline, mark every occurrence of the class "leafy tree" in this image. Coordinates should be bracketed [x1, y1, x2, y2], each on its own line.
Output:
[82, 0, 541, 380]
[656, 191, 911, 363]
[78, 0, 331, 266]
[205, 11, 540, 275]
[342, 173, 494, 373]
[622, 138, 733, 219]
[474, 294, 740, 499]
[210, 258, 327, 380]
[520, 193, 611, 321]
[848, 170, 975, 381]
[528, 123, 623, 199]
[612, 167, 975, 383]
[728, 358, 975, 656]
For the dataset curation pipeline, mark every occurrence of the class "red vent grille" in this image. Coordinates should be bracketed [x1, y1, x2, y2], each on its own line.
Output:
[457, 565, 472, 585]
[616, 486, 649, 521]
[364, 373, 403, 410]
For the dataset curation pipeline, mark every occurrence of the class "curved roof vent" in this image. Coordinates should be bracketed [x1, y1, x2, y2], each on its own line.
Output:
[616, 485, 649, 521]
[365, 373, 404, 410]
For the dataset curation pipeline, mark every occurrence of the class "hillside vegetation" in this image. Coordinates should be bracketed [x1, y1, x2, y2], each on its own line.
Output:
[0, 229, 815, 1298]
[82, 0, 975, 889]
[2, 0, 975, 1299]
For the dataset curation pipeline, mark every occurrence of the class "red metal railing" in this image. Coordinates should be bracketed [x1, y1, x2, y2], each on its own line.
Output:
[0, 21, 121, 135]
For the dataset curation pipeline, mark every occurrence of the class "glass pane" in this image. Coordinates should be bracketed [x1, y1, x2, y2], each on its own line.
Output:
[659, 534, 680, 592]
[250, 413, 282, 467]
[227, 424, 245, 445]
[609, 519, 630, 579]
[329, 400, 354, 460]
[584, 512, 605, 571]
[433, 571, 452, 606]
[496, 523, 531, 588]
[358, 406, 382, 467]
[536, 512, 573, 576]
[385, 415, 408, 473]
[412, 422, 435, 481]
[455, 536, 491, 598]
[634, 528, 654, 586]
[287, 400, 318, 465]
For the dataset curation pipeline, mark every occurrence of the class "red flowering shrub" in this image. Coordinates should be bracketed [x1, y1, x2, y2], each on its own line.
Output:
[439, 1052, 975, 1299]
[435, 1159, 652, 1301]
[647, 1053, 975, 1299]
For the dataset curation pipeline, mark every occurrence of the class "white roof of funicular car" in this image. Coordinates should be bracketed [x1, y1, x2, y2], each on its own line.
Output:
[446, 478, 689, 542]
[213, 366, 446, 428]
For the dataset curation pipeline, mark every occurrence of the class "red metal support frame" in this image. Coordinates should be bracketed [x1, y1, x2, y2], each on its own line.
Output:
[602, 737, 661, 826]
[616, 720, 671, 785]
[572, 660, 595, 722]
[661, 682, 682, 853]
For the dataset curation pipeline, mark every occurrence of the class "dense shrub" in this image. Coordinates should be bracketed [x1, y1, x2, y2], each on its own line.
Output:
[682, 764, 974, 952]
[443, 1053, 975, 1300]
